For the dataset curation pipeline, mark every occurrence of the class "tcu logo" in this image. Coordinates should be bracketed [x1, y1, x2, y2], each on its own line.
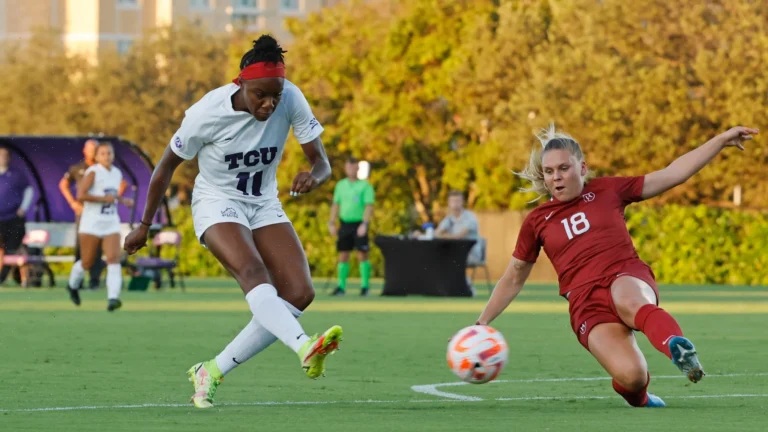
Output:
[579, 321, 588, 335]
[224, 147, 278, 170]
[220, 207, 238, 218]
[173, 136, 183, 149]
[582, 192, 596, 202]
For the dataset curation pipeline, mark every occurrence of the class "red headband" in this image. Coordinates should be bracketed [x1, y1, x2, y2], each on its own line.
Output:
[232, 61, 285, 84]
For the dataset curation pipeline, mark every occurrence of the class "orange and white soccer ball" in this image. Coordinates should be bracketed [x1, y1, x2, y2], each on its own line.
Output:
[446, 325, 508, 384]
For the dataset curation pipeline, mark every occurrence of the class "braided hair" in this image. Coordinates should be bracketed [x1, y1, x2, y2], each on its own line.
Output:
[239, 34, 287, 69]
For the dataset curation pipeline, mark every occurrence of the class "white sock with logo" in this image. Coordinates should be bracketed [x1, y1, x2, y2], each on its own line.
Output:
[245, 284, 311, 353]
[215, 299, 301, 375]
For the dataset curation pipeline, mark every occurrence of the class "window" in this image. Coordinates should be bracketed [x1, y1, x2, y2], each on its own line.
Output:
[189, 0, 210, 8]
[117, 39, 134, 55]
[233, 0, 258, 7]
[117, 0, 139, 8]
[280, 0, 299, 10]
[231, 13, 260, 30]
[231, 0, 260, 29]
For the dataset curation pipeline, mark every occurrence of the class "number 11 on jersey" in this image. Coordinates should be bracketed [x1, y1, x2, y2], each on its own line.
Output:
[560, 212, 590, 240]
[236, 171, 263, 197]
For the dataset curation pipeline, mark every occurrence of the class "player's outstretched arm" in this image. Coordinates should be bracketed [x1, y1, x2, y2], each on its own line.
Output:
[123, 146, 184, 254]
[641, 126, 759, 200]
[476, 257, 534, 325]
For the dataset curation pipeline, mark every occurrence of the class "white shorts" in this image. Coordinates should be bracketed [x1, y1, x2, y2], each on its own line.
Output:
[191, 195, 291, 245]
[78, 217, 121, 237]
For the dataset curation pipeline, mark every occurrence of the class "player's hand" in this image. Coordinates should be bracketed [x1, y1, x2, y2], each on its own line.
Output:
[290, 172, 319, 197]
[103, 194, 117, 203]
[720, 126, 759, 151]
[121, 197, 135, 208]
[356, 223, 368, 237]
[123, 225, 149, 255]
[71, 201, 83, 215]
[328, 222, 338, 237]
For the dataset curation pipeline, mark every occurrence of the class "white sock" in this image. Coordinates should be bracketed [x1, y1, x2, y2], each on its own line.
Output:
[68, 261, 84, 290]
[214, 301, 302, 376]
[106, 264, 122, 300]
[215, 319, 277, 376]
[245, 284, 310, 353]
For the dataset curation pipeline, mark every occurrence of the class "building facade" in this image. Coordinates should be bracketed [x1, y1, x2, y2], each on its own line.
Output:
[0, 0, 341, 59]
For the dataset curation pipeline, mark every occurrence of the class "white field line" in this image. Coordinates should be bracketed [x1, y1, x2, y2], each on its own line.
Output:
[410, 372, 768, 401]
[3, 372, 767, 413]
[3, 393, 768, 413]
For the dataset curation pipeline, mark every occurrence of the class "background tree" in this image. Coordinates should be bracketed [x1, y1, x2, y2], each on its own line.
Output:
[2, 0, 767, 280]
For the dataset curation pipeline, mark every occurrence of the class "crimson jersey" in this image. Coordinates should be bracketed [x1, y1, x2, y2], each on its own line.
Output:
[513, 176, 651, 296]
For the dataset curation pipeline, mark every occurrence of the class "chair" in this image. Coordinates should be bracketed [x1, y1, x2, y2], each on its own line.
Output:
[2, 229, 55, 288]
[467, 237, 492, 293]
[133, 230, 185, 290]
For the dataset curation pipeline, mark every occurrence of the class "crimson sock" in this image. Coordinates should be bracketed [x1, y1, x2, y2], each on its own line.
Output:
[634, 304, 683, 360]
[612, 373, 650, 407]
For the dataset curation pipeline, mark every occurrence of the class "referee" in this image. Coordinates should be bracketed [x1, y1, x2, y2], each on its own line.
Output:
[328, 157, 375, 296]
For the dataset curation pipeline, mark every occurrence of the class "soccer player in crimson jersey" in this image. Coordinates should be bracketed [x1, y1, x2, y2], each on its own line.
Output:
[475, 124, 759, 407]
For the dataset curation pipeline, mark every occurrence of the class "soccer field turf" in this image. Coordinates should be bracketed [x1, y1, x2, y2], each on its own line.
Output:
[1, 280, 767, 431]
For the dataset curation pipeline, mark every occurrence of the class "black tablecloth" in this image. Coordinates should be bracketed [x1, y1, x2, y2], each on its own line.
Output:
[374, 235, 476, 297]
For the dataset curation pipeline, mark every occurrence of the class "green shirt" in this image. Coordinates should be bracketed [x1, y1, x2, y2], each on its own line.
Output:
[333, 178, 375, 222]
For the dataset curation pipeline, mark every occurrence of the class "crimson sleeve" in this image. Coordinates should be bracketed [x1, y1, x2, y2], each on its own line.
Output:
[606, 176, 645, 204]
[512, 214, 541, 263]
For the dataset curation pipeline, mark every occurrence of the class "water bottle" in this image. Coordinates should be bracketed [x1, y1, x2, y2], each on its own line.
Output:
[422, 222, 435, 240]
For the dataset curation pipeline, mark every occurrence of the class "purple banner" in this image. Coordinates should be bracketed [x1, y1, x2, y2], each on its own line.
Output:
[0, 136, 169, 225]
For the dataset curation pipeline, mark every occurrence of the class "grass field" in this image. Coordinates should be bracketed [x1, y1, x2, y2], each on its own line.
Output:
[1, 278, 767, 431]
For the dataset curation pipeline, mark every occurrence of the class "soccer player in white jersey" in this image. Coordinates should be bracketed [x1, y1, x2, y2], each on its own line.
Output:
[67, 142, 133, 311]
[124, 35, 342, 409]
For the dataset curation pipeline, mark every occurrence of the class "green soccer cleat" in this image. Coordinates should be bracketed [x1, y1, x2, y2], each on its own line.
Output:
[186, 360, 223, 409]
[298, 325, 343, 379]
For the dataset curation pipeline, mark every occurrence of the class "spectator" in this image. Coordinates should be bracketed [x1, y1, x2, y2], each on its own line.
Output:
[58, 139, 105, 289]
[0, 145, 34, 284]
[435, 190, 482, 266]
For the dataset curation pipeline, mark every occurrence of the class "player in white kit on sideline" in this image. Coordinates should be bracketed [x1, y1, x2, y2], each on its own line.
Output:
[123, 35, 343, 409]
[67, 142, 134, 311]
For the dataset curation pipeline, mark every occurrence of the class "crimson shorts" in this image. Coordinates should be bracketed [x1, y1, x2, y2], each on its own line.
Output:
[566, 263, 659, 351]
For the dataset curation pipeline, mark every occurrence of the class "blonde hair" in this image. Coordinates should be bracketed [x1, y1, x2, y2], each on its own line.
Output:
[515, 123, 588, 201]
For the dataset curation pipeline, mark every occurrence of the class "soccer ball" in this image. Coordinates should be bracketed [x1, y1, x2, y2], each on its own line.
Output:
[446, 324, 508, 384]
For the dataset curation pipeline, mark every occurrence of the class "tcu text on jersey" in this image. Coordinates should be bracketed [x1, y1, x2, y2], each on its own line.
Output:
[224, 147, 278, 170]
[222, 146, 279, 197]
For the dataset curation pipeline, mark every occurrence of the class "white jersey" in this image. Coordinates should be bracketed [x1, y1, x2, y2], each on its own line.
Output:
[79, 164, 123, 235]
[169, 81, 324, 205]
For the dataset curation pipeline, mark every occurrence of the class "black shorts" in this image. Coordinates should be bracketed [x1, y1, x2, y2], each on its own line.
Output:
[0, 216, 26, 253]
[336, 221, 369, 252]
